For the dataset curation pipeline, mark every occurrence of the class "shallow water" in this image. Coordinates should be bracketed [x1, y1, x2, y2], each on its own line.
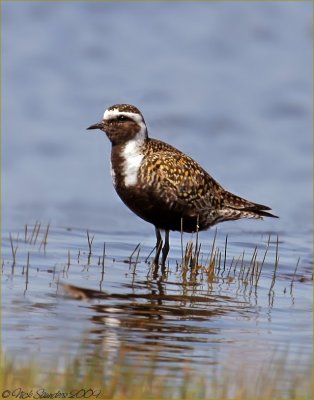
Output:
[2, 1, 312, 396]
[2, 224, 312, 392]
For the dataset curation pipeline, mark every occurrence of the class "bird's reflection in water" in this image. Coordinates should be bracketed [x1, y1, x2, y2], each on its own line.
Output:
[62, 277, 250, 368]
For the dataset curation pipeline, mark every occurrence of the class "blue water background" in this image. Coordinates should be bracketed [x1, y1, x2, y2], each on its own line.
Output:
[2, 1, 312, 235]
[1, 2, 313, 393]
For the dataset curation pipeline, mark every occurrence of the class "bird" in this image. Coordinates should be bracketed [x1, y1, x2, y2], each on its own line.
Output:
[87, 104, 278, 266]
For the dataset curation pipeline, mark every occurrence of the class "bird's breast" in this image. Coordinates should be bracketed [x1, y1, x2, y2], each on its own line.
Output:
[111, 140, 145, 189]
[122, 141, 144, 187]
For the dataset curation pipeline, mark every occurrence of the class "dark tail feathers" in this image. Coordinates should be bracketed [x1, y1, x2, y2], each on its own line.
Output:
[224, 191, 279, 219]
[234, 203, 279, 219]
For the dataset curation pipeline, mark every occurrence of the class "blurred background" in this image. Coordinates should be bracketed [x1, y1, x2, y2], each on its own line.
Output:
[2, 4, 313, 391]
[2, 1, 312, 236]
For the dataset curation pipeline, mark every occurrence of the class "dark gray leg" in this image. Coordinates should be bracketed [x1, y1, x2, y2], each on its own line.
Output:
[161, 230, 170, 266]
[153, 227, 163, 265]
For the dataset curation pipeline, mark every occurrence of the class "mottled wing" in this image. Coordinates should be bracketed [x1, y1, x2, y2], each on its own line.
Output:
[138, 150, 221, 215]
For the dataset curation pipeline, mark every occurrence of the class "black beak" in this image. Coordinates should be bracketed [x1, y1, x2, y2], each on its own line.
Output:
[86, 121, 104, 130]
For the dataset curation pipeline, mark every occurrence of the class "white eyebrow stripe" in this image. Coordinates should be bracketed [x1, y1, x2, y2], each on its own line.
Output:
[103, 108, 143, 124]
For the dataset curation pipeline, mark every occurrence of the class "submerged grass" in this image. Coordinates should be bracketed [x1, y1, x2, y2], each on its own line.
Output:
[178, 230, 278, 294]
[1, 349, 312, 400]
[2, 223, 312, 400]
[5, 222, 310, 302]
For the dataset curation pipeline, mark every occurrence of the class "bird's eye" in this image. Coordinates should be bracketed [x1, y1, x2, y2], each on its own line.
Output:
[118, 115, 127, 122]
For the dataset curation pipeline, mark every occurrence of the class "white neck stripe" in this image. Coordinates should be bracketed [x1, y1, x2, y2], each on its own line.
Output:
[122, 132, 145, 187]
